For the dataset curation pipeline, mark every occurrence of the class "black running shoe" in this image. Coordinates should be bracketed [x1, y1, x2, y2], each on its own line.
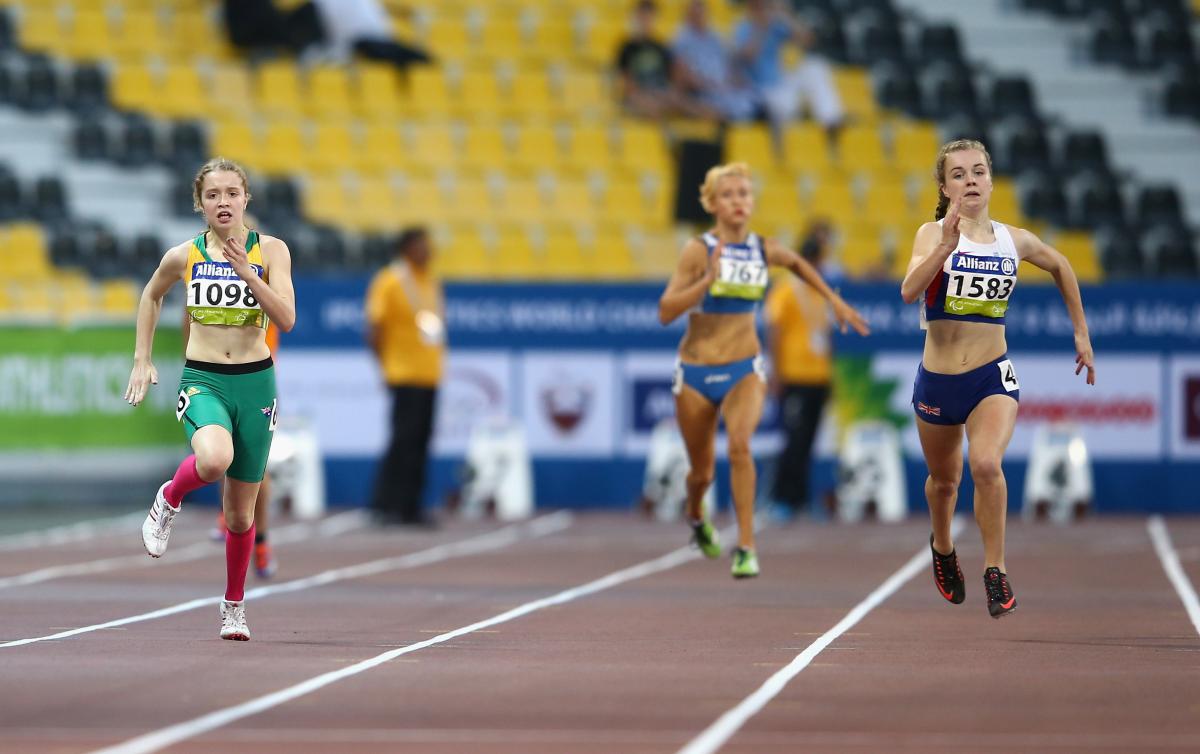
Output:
[984, 566, 1017, 618]
[929, 534, 965, 604]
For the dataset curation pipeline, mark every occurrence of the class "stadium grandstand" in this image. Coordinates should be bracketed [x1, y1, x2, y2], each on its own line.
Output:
[0, 0, 1195, 327]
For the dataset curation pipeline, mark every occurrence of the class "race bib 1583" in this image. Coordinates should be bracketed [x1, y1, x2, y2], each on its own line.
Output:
[943, 253, 1016, 318]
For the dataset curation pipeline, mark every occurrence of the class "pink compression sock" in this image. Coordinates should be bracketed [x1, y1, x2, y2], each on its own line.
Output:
[163, 455, 208, 508]
[225, 523, 255, 602]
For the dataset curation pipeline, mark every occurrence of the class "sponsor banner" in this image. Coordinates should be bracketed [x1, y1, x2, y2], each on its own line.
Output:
[275, 349, 388, 456]
[1169, 356, 1200, 460]
[521, 352, 617, 457]
[289, 277, 1200, 352]
[0, 326, 183, 448]
[432, 351, 515, 455]
[619, 351, 783, 458]
[861, 352, 1162, 459]
[276, 350, 515, 458]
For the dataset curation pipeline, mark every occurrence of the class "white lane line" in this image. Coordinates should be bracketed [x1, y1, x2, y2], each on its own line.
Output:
[0, 510, 368, 591]
[0, 513, 144, 552]
[677, 518, 965, 754]
[88, 531, 701, 754]
[0, 512, 573, 649]
[1147, 516, 1200, 637]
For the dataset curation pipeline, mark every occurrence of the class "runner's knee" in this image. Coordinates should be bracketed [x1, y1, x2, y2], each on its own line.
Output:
[195, 449, 233, 481]
[928, 474, 959, 499]
[968, 455, 1003, 485]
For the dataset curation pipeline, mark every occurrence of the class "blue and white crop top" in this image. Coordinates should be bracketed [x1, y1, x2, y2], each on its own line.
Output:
[693, 231, 768, 315]
[923, 220, 1021, 327]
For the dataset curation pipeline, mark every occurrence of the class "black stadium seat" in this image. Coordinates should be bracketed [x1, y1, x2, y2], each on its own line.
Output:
[1142, 227, 1198, 277]
[0, 171, 22, 221]
[69, 63, 108, 114]
[0, 9, 11, 51]
[1136, 185, 1185, 229]
[119, 117, 157, 167]
[1071, 174, 1126, 231]
[873, 64, 922, 116]
[1017, 174, 1069, 227]
[1095, 227, 1144, 278]
[73, 121, 110, 161]
[168, 121, 208, 171]
[917, 25, 965, 66]
[21, 57, 59, 111]
[1060, 130, 1109, 178]
[1003, 125, 1051, 176]
[1165, 78, 1200, 121]
[987, 76, 1038, 121]
[1090, 23, 1137, 67]
[32, 176, 68, 224]
[1145, 26, 1196, 70]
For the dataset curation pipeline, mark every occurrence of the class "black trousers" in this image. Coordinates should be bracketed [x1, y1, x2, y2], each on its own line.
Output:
[353, 39, 434, 71]
[771, 383, 830, 510]
[372, 385, 437, 522]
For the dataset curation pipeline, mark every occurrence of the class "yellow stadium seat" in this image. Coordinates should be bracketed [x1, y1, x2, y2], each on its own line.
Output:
[256, 62, 303, 117]
[99, 280, 139, 317]
[446, 179, 497, 223]
[210, 65, 253, 103]
[564, 124, 612, 173]
[301, 176, 351, 226]
[426, 18, 472, 60]
[836, 125, 888, 175]
[63, 11, 112, 61]
[492, 227, 542, 279]
[166, 9, 214, 58]
[834, 68, 878, 124]
[111, 66, 156, 112]
[158, 65, 208, 119]
[259, 122, 306, 175]
[477, 19, 523, 60]
[1051, 231, 1102, 283]
[406, 68, 452, 117]
[863, 178, 911, 228]
[407, 124, 458, 171]
[211, 120, 258, 164]
[505, 70, 553, 119]
[462, 125, 509, 169]
[783, 123, 835, 176]
[455, 71, 503, 118]
[19, 11, 60, 55]
[617, 121, 671, 175]
[546, 178, 598, 225]
[600, 177, 660, 227]
[347, 178, 402, 233]
[307, 123, 357, 173]
[510, 124, 560, 173]
[557, 71, 610, 118]
[839, 225, 891, 279]
[361, 124, 406, 172]
[528, 21, 573, 59]
[755, 182, 804, 230]
[808, 174, 857, 228]
[438, 223, 493, 279]
[577, 20, 623, 66]
[112, 11, 166, 61]
[0, 223, 50, 280]
[306, 66, 354, 119]
[498, 178, 545, 223]
[990, 178, 1024, 225]
[353, 63, 404, 118]
[727, 124, 775, 168]
[892, 122, 941, 177]
[390, 179, 439, 225]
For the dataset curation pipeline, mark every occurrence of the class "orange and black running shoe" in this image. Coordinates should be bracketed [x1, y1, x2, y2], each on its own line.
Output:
[984, 566, 1017, 618]
[930, 533, 965, 604]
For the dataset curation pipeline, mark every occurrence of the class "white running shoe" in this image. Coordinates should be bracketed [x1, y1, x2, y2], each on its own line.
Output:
[220, 600, 250, 641]
[141, 482, 179, 558]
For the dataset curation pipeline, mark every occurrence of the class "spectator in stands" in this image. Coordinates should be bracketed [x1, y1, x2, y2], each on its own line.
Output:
[221, 0, 323, 56]
[732, 0, 844, 138]
[366, 227, 444, 527]
[309, 0, 432, 71]
[673, 0, 759, 123]
[764, 220, 836, 522]
[616, 0, 715, 120]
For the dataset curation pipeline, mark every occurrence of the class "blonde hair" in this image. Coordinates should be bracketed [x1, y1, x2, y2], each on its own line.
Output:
[699, 162, 753, 213]
[933, 139, 992, 220]
[192, 157, 251, 213]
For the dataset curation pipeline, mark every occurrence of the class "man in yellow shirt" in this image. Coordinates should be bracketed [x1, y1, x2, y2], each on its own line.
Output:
[764, 222, 834, 520]
[365, 227, 444, 526]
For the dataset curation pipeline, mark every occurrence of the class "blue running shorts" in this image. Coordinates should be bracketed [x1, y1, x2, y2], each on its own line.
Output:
[912, 353, 1020, 426]
[673, 355, 766, 406]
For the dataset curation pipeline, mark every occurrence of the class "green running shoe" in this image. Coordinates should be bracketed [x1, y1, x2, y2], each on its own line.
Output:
[690, 520, 722, 559]
[731, 547, 760, 579]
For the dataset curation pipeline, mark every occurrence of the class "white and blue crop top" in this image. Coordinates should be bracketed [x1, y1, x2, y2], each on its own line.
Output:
[693, 231, 768, 315]
[922, 220, 1021, 327]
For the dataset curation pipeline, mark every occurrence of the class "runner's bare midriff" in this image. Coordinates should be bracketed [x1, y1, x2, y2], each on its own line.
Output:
[922, 319, 1007, 374]
[678, 311, 759, 364]
[186, 322, 271, 364]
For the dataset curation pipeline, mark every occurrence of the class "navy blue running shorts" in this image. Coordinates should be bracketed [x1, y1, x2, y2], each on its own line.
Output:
[912, 353, 1020, 426]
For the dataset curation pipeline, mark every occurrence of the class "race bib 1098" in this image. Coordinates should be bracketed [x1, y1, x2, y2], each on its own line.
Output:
[187, 261, 265, 327]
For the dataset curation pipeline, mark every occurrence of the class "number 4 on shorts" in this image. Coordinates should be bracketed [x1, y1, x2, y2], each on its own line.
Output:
[997, 359, 1019, 392]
